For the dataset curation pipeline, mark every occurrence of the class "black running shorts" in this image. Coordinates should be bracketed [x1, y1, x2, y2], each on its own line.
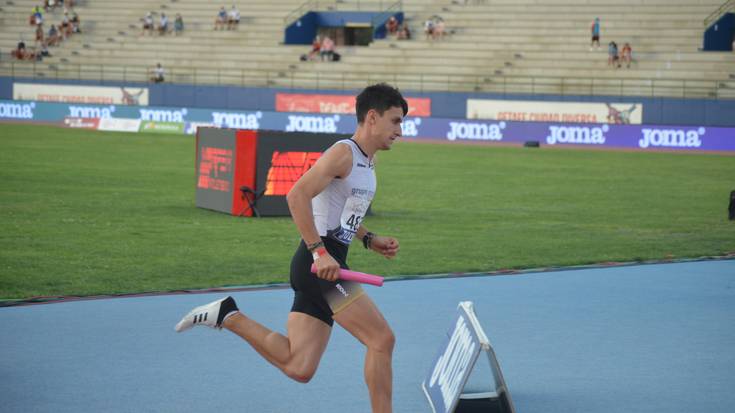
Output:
[290, 237, 364, 327]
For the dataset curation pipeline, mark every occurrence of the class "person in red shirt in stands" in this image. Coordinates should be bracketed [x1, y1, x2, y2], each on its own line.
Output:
[620, 43, 632, 68]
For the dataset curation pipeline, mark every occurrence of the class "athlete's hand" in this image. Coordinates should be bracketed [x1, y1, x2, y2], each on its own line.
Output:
[314, 253, 341, 282]
[370, 236, 399, 259]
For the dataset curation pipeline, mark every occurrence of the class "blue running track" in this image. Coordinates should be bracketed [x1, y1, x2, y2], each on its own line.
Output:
[1, 260, 734, 412]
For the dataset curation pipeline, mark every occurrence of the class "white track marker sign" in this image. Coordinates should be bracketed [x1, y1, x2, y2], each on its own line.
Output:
[422, 302, 515, 413]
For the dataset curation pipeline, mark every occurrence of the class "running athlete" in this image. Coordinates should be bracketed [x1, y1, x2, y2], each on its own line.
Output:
[175, 83, 407, 413]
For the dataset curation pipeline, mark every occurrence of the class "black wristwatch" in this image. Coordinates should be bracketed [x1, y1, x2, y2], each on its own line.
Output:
[362, 232, 375, 249]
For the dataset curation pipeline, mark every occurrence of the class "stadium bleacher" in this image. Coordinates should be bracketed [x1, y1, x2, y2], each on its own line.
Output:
[1, 0, 733, 98]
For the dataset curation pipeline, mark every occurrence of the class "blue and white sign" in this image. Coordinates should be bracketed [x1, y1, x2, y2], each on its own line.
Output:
[422, 302, 489, 413]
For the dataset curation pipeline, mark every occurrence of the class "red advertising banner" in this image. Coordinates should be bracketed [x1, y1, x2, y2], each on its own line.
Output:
[63, 117, 100, 130]
[276, 93, 431, 117]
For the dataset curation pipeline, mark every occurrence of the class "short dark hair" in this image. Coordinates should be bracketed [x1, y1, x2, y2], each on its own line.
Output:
[355, 83, 408, 124]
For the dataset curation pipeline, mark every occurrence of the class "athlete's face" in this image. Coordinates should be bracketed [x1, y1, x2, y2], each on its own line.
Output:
[369, 106, 404, 150]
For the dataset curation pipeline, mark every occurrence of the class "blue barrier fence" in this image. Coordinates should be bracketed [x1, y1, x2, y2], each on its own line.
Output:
[2, 99, 733, 152]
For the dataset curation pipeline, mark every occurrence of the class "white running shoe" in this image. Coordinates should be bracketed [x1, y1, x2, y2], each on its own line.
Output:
[174, 296, 239, 333]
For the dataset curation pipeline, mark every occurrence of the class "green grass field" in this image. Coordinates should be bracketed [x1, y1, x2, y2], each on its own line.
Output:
[1, 123, 733, 300]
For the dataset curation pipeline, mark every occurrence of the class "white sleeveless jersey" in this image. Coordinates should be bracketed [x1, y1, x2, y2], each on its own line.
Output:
[313, 139, 376, 245]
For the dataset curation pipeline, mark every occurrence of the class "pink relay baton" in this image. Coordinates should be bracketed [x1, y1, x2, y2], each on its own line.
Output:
[310, 264, 384, 287]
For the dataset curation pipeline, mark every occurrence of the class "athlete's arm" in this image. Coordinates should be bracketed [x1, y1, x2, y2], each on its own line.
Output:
[286, 143, 352, 281]
[356, 226, 400, 259]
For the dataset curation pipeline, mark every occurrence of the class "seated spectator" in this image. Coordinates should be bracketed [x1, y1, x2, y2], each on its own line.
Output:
[13, 40, 39, 61]
[150, 63, 165, 83]
[40, 41, 51, 57]
[35, 24, 44, 46]
[47, 24, 60, 46]
[142, 12, 154, 35]
[214, 7, 227, 30]
[320, 35, 335, 61]
[158, 12, 169, 35]
[71, 10, 81, 33]
[424, 18, 434, 40]
[308, 36, 320, 60]
[11, 40, 27, 60]
[174, 13, 184, 35]
[608, 41, 619, 68]
[385, 16, 399, 37]
[433, 17, 446, 39]
[60, 12, 72, 39]
[227, 5, 240, 30]
[30, 7, 43, 26]
[620, 42, 632, 68]
[44, 0, 59, 12]
[397, 24, 411, 40]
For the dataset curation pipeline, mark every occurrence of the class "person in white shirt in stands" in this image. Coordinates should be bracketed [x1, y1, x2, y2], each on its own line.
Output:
[60, 11, 72, 39]
[424, 18, 434, 40]
[228, 5, 240, 30]
[150, 63, 165, 83]
[141, 12, 154, 36]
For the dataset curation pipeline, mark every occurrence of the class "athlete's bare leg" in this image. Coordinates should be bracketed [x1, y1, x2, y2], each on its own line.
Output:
[223, 311, 331, 383]
[334, 294, 395, 413]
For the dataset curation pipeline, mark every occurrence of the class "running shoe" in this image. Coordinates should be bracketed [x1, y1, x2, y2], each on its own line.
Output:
[174, 296, 239, 332]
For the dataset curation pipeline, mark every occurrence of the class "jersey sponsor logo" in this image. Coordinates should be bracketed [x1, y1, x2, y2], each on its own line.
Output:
[351, 188, 375, 198]
[639, 127, 704, 149]
[264, 151, 322, 196]
[546, 124, 608, 145]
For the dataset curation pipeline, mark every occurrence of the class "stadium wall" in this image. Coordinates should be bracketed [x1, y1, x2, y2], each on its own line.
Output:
[2, 77, 734, 127]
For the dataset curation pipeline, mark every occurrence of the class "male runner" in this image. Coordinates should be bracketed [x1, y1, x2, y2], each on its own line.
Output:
[175, 83, 407, 413]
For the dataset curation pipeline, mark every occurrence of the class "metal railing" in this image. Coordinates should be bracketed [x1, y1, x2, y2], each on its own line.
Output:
[327, 0, 402, 11]
[371, 1, 403, 34]
[704, 0, 735, 27]
[284, 0, 319, 27]
[1, 61, 731, 99]
[284, 0, 404, 27]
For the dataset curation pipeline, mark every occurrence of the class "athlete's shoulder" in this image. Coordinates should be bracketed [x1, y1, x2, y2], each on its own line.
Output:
[316, 140, 352, 178]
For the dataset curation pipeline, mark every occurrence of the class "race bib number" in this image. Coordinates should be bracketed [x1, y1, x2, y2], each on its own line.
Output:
[332, 196, 370, 244]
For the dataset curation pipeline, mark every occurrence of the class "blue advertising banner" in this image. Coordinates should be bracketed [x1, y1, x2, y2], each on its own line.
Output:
[2, 100, 734, 152]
